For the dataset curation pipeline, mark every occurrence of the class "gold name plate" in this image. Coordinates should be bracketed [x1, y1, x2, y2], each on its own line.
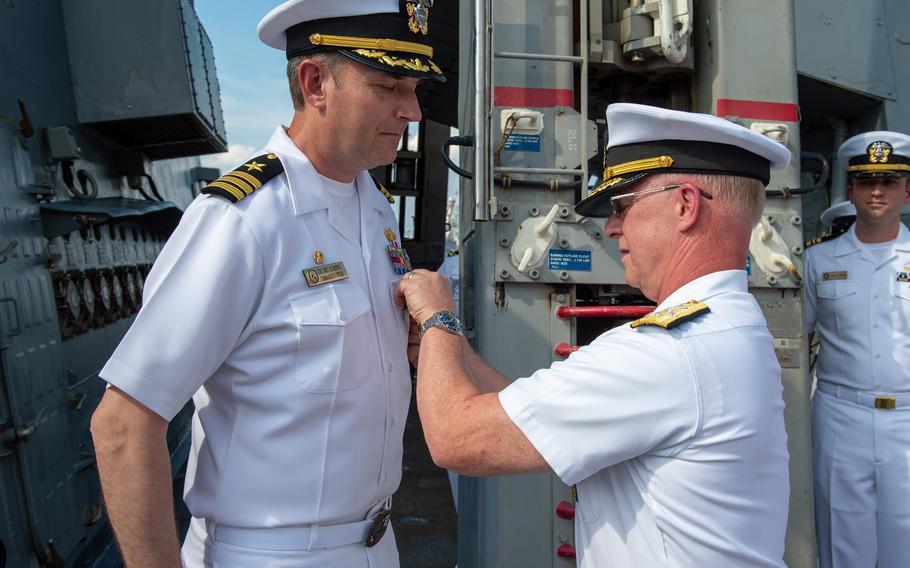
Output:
[822, 271, 847, 281]
[304, 262, 349, 287]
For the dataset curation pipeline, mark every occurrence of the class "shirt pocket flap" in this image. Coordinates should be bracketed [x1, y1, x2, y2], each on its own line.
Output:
[815, 280, 856, 300]
[894, 282, 910, 300]
[289, 284, 370, 326]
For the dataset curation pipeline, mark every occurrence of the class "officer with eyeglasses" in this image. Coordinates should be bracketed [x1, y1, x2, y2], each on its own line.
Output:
[395, 103, 793, 567]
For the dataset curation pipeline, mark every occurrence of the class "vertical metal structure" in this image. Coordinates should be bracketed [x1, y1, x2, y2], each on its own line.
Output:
[693, 3, 813, 565]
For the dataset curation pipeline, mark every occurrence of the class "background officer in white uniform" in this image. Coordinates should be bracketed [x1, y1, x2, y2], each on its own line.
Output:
[396, 104, 792, 567]
[89, 1, 444, 566]
[804, 131, 910, 568]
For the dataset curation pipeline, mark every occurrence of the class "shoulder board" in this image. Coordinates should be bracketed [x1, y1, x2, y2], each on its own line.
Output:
[370, 174, 395, 204]
[630, 300, 710, 330]
[804, 232, 839, 249]
[201, 153, 284, 203]
[447, 249, 459, 257]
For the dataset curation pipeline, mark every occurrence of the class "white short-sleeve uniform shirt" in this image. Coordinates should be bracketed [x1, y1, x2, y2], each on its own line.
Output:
[100, 127, 411, 533]
[804, 223, 910, 390]
[499, 270, 789, 567]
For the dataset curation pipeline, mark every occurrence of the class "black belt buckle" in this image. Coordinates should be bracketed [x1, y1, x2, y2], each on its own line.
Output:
[365, 506, 391, 548]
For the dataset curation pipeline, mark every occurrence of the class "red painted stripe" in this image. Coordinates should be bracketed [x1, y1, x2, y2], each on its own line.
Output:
[495, 86, 574, 107]
[716, 99, 800, 122]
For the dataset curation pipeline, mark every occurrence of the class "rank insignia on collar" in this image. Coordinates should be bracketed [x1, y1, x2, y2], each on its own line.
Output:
[631, 300, 710, 330]
[406, 0, 433, 35]
[868, 141, 893, 164]
[897, 271, 910, 283]
[385, 228, 412, 275]
[313, 250, 325, 265]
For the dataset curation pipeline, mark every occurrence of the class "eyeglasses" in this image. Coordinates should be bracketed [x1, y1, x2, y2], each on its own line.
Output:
[609, 184, 714, 220]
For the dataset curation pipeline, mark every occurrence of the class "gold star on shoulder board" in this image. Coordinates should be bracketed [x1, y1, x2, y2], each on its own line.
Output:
[244, 161, 265, 173]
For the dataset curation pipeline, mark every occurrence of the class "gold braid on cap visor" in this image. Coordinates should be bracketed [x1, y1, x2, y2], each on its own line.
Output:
[309, 33, 433, 57]
[590, 155, 674, 196]
[352, 49, 442, 74]
[847, 163, 910, 173]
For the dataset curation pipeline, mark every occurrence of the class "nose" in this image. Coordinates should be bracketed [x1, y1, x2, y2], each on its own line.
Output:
[604, 215, 622, 239]
[398, 88, 422, 123]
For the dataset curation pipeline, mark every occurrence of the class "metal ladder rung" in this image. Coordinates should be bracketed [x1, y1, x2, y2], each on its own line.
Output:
[494, 51, 584, 64]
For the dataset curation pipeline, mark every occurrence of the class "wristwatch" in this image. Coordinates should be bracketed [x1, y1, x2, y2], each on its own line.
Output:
[420, 311, 464, 338]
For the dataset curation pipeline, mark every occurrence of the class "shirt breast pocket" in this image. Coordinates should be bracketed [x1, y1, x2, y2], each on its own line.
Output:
[289, 284, 371, 393]
[815, 280, 858, 332]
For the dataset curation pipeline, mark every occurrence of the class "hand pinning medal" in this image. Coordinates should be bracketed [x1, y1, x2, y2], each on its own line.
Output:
[385, 228, 412, 275]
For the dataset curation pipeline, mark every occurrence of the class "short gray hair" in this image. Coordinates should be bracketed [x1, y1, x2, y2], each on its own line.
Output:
[287, 53, 345, 110]
[649, 172, 767, 223]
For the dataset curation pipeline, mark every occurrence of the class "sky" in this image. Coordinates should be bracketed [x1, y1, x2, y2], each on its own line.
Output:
[195, 1, 296, 170]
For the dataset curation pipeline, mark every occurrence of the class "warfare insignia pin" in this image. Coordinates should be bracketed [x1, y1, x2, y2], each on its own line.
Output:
[313, 250, 325, 265]
[406, 0, 433, 35]
[385, 228, 412, 275]
[868, 141, 893, 164]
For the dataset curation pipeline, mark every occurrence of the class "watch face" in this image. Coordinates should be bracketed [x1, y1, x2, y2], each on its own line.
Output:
[436, 311, 464, 333]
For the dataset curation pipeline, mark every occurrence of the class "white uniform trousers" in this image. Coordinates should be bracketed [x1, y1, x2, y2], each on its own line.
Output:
[813, 387, 910, 568]
[181, 514, 400, 568]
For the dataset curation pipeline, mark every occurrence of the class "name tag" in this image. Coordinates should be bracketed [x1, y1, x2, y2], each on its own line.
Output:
[822, 271, 847, 281]
[304, 262, 349, 287]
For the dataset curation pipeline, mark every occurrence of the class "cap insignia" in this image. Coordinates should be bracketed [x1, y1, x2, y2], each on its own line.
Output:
[406, 0, 433, 35]
[630, 300, 710, 330]
[868, 141, 893, 164]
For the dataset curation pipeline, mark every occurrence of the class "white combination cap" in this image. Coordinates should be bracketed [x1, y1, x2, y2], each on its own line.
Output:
[836, 130, 910, 179]
[257, 0, 444, 82]
[577, 103, 792, 217]
[819, 201, 856, 228]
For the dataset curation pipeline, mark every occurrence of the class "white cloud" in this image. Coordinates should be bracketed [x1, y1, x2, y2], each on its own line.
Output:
[200, 143, 258, 172]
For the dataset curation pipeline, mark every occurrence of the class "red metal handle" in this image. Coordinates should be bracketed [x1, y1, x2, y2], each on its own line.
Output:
[555, 500, 576, 520]
[555, 305, 654, 319]
[554, 342, 579, 357]
[557, 543, 577, 559]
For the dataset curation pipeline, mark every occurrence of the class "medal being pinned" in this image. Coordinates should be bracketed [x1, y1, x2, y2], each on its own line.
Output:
[385, 228, 412, 275]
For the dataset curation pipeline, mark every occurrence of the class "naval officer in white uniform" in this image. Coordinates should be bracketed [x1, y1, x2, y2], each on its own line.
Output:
[89, 1, 444, 566]
[804, 131, 910, 568]
[397, 103, 792, 567]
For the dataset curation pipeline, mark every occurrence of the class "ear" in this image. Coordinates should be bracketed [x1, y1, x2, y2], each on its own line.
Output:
[674, 183, 702, 232]
[298, 59, 331, 111]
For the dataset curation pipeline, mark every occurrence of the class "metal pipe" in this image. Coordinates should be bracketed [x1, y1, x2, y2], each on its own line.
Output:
[495, 166, 584, 176]
[580, 0, 589, 193]
[473, 0, 492, 220]
[826, 115, 849, 204]
[494, 51, 584, 63]
[555, 305, 655, 319]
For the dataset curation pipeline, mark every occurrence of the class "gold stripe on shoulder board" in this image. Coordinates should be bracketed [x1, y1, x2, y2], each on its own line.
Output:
[631, 300, 710, 330]
[370, 175, 395, 204]
[201, 153, 284, 203]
